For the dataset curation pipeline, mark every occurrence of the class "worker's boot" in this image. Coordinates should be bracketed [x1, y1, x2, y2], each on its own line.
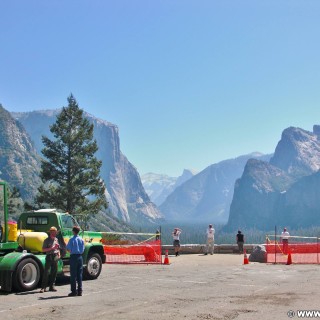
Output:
[49, 286, 57, 292]
[68, 291, 77, 297]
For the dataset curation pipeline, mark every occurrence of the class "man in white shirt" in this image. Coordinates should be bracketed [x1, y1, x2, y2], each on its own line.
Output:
[205, 224, 215, 255]
[280, 227, 290, 254]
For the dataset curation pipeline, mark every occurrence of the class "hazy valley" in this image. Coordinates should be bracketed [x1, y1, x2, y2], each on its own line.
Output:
[1, 104, 320, 242]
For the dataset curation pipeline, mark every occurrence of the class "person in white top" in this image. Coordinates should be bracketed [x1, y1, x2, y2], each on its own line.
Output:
[205, 224, 215, 255]
[280, 227, 290, 254]
[172, 228, 182, 256]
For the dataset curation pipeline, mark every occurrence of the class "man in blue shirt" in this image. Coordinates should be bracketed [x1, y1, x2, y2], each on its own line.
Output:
[66, 226, 85, 296]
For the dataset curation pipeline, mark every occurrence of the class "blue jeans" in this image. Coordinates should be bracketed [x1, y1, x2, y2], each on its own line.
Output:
[70, 254, 83, 293]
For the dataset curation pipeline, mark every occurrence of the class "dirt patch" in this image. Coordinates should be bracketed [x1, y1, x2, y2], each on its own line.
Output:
[230, 292, 297, 307]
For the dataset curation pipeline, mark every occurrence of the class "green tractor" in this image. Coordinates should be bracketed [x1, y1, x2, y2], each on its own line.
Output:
[0, 181, 106, 292]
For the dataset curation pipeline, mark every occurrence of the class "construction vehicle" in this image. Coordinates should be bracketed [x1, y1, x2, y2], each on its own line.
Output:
[0, 181, 106, 292]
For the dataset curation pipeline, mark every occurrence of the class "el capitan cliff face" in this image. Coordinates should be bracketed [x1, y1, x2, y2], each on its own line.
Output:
[13, 109, 162, 224]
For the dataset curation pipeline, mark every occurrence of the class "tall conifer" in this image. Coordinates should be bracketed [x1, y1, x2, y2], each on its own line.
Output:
[36, 95, 107, 217]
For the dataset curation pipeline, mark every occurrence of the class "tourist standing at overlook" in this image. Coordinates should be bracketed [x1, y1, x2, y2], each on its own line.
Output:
[236, 230, 245, 254]
[205, 224, 215, 255]
[172, 228, 182, 256]
[280, 227, 290, 254]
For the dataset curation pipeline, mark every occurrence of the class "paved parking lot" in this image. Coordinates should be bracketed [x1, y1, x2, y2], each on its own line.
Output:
[1, 254, 319, 320]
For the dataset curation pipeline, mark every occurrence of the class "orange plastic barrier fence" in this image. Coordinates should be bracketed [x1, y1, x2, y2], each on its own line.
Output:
[104, 239, 162, 264]
[266, 241, 320, 264]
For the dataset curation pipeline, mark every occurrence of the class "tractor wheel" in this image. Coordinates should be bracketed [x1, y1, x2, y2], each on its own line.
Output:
[83, 253, 102, 280]
[13, 258, 40, 292]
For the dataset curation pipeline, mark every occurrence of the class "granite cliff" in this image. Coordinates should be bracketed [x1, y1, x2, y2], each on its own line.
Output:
[226, 126, 320, 231]
[0, 105, 41, 200]
[12, 109, 162, 225]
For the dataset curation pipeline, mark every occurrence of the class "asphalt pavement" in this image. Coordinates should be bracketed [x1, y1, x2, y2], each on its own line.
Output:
[1, 254, 319, 320]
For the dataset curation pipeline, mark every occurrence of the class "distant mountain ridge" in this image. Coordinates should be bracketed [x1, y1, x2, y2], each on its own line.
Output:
[141, 169, 196, 206]
[159, 153, 272, 223]
[8, 106, 320, 231]
[226, 125, 320, 231]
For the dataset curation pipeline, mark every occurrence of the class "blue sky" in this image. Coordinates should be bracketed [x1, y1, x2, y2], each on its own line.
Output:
[1, 1, 320, 176]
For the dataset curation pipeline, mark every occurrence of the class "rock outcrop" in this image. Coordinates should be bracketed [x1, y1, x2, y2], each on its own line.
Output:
[226, 126, 320, 231]
[0, 105, 41, 200]
[249, 245, 267, 263]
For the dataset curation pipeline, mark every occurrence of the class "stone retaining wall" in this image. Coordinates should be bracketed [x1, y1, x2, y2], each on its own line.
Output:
[162, 244, 258, 255]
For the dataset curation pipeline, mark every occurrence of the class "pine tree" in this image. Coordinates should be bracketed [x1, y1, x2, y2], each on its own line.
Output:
[0, 183, 24, 221]
[8, 186, 23, 217]
[36, 94, 107, 218]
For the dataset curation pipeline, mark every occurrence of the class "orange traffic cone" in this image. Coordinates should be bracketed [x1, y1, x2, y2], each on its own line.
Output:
[163, 250, 170, 265]
[286, 252, 292, 265]
[243, 249, 249, 265]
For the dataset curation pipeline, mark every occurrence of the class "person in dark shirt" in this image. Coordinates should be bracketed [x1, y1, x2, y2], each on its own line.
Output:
[155, 229, 160, 241]
[40, 226, 60, 293]
[236, 230, 244, 254]
[66, 226, 85, 296]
